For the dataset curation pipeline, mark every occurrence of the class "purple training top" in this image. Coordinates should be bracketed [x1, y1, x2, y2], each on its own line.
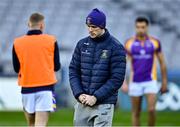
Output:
[125, 36, 161, 83]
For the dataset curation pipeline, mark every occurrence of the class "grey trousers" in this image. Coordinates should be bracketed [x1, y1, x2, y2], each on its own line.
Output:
[74, 102, 114, 127]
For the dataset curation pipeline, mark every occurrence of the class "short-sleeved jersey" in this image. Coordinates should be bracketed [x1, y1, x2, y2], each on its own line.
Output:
[125, 36, 161, 82]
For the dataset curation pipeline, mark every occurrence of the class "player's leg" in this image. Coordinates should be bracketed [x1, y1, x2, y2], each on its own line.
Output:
[23, 109, 35, 127]
[129, 82, 143, 126]
[22, 93, 35, 126]
[35, 111, 49, 126]
[144, 81, 159, 126]
[146, 94, 156, 126]
[34, 91, 56, 126]
[131, 96, 142, 126]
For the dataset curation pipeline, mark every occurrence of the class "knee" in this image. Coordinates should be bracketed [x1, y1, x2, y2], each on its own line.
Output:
[148, 107, 155, 113]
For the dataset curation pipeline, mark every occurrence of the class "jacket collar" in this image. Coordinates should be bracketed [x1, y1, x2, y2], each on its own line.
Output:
[27, 30, 42, 35]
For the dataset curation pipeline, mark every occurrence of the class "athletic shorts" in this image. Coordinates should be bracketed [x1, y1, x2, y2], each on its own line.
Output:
[22, 91, 56, 114]
[128, 80, 159, 97]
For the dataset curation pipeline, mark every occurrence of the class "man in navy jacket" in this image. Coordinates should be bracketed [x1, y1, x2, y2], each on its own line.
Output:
[69, 8, 126, 126]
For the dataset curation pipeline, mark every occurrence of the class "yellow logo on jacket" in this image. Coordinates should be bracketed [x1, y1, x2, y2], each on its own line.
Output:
[101, 50, 108, 59]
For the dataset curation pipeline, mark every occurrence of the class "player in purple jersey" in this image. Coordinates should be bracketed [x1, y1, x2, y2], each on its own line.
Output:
[124, 17, 167, 126]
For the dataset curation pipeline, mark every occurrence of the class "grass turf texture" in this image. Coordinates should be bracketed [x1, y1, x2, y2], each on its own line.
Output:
[0, 109, 179, 126]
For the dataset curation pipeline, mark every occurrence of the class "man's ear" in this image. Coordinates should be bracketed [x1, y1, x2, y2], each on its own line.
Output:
[39, 23, 43, 31]
[28, 21, 31, 28]
[40, 21, 45, 31]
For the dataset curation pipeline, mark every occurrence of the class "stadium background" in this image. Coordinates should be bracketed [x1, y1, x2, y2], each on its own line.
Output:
[0, 0, 180, 126]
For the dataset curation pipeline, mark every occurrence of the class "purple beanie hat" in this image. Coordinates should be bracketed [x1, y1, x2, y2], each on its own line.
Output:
[86, 8, 106, 29]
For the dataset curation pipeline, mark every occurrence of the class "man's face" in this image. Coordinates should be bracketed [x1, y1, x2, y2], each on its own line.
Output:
[135, 22, 148, 37]
[87, 24, 104, 38]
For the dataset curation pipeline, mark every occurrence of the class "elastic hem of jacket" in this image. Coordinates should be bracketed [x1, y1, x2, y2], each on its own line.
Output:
[75, 92, 84, 101]
[96, 101, 117, 105]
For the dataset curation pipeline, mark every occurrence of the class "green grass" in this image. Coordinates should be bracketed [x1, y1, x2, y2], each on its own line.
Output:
[0, 109, 179, 126]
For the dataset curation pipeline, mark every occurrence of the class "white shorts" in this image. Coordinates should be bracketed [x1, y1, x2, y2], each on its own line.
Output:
[22, 91, 56, 114]
[128, 80, 159, 97]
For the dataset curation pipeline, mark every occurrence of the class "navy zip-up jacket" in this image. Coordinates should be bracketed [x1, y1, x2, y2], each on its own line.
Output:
[69, 30, 126, 104]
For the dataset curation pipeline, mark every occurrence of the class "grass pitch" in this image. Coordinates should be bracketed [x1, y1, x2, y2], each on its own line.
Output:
[0, 109, 179, 126]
